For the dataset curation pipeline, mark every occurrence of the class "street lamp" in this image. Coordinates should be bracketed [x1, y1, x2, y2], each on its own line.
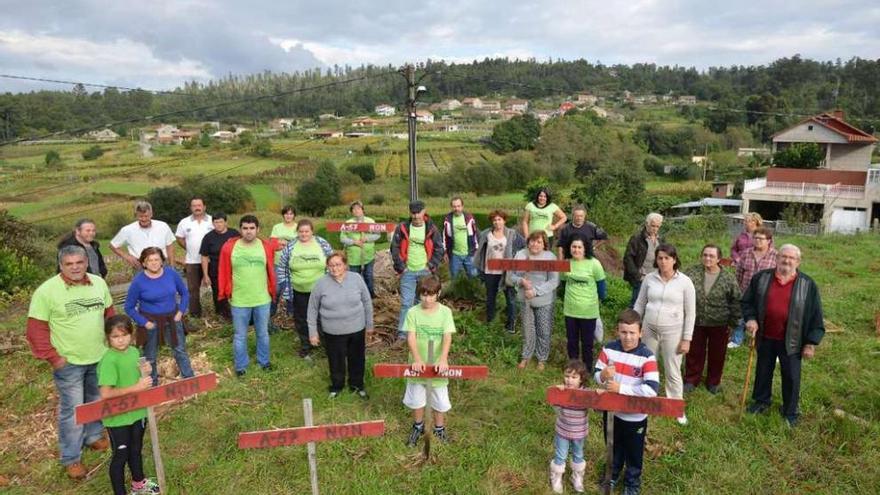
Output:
[401, 65, 430, 202]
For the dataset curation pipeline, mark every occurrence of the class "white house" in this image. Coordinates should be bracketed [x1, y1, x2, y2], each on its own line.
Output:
[504, 99, 529, 113]
[86, 129, 119, 141]
[212, 131, 235, 142]
[576, 93, 597, 106]
[374, 104, 396, 116]
[415, 110, 434, 124]
[461, 97, 483, 109]
[437, 99, 462, 111]
[741, 111, 880, 233]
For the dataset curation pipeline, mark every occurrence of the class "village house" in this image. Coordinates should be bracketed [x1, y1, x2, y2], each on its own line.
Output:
[461, 97, 483, 109]
[576, 93, 597, 106]
[313, 131, 344, 139]
[677, 95, 697, 105]
[481, 100, 502, 111]
[741, 111, 880, 233]
[504, 99, 529, 113]
[590, 106, 608, 118]
[351, 117, 380, 127]
[532, 109, 556, 124]
[415, 110, 434, 124]
[270, 118, 295, 131]
[374, 104, 395, 117]
[86, 129, 120, 142]
[437, 99, 462, 111]
[211, 130, 235, 142]
[558, 101, 576, 114]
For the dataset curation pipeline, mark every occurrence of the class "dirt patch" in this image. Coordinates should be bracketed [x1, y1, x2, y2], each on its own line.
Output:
[595, 241, 623, 277]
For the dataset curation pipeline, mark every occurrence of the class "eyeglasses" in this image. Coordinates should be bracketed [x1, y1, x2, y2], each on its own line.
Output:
[753, 236, 768, 241]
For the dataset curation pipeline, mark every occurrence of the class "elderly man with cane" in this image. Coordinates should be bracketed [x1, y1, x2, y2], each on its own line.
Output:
[741, 244, 825, 427]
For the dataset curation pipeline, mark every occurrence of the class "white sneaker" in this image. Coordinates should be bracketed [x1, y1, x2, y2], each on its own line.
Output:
[676, 414, 688, 426]
[727, 342, 740, 349]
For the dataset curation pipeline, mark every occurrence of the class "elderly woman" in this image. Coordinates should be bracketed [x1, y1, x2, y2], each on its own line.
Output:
[307, 252, 373, 399]
[683, 244, 741, 394]
[634, 243, 695, 425]
[508, 231, 559, 370]
[125, 247, 195, 386]
[278, 219, 334, 359]
[474, 209, 525, 334]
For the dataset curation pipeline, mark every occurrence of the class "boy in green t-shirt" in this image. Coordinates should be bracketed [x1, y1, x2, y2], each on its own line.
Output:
[403, 275, 457, 446]
[97, 315, 159, 495]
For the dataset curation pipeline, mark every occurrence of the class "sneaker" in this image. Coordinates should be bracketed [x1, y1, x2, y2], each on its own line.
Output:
[598, 478, 618, 491]
[132, 478, 160, 494]
[352, 388, 369, 400]
[260, 363, 274, 372]
[622, 485, 641, 495]
[433, 427, 450, 444]
[235, 369, 246, 378]
[405, 423, 424, 447]
[727, 342, 740, 349]
[328, 391, 340, 399]
[683, 383, 696, 394]
[65, 462, 88, 480]
[747, 402, 769, 415]
[505, 326, 516, 335]
[784, 416, 799, 428]
[706, 384, 720, 395]
[676, 414, 688, 426]
[297, 348, 311, 359]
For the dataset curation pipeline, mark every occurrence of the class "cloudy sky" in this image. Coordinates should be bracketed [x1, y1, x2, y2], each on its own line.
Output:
[1, 0, 878, 93]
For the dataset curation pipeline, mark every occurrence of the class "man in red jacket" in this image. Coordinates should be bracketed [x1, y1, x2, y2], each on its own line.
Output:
[26, 245, 115, 479]
[217, 215, 277, 377]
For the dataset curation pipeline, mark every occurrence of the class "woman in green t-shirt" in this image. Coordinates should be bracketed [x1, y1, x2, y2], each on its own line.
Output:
[520, 187, 567, 245]
[277, 219, 334, 359]
[269, 205, 298, 328]
[97, 315, 159, 495]
[563, 236, 607, 367]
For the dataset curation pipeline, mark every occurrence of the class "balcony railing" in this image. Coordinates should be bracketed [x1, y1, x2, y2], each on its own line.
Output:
[743, 178, 865, 199]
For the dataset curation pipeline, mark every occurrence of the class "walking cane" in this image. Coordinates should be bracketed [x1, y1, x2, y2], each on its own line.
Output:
[739, 335, 756, 413]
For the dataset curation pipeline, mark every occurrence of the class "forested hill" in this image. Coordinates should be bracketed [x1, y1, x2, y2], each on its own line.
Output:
[2, 55, 879, 140]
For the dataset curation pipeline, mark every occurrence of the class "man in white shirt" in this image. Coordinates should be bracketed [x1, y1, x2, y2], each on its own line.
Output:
[110, 200, 176, 269]
[176, 197, 213, 317]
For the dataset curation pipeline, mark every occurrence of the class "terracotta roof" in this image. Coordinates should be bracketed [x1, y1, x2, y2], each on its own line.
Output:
[774, 112, 878, 143]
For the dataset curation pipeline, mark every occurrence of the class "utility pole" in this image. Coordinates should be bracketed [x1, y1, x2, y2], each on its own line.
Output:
[401, 64, 419, 201]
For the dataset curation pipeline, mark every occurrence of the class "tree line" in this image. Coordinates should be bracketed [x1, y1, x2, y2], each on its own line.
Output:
[2, 55, 879, 141]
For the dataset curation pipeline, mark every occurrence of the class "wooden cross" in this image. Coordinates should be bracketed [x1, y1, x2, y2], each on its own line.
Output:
[546, 387, 685, 495]
[75, 372, 218, 493]
[238, 398, 385, 495]
[324, 221, 397, 234]
[486, 258, 570, 272]
[373, 341, 489, 461]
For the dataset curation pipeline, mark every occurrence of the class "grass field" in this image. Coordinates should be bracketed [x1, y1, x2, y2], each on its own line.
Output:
[1, 228, 878, 494]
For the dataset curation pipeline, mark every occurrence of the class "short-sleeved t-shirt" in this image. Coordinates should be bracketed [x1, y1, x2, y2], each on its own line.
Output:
[175, 215, 213, 264]
[97, 346, 147, 428]
[484, 234, 507, 275]
[198, 229, 239, 277]
[341, 216, 377, 266]
[564, 258, 606, 319]
[406, 225, 428, 271]
[290, 241, 326, 293]
[525, 202, 561, 238]
[452, 214, 469, 256]
[405, 304, 456, 387]
[230, 240, 270, 308]
[110, 220, 176, 258]
[27, 274, 113, 365]
[270, 223, 298, 266]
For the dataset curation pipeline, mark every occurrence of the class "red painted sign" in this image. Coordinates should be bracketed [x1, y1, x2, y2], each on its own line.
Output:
[75, 374, 218, 424]
[719, 257, 733, 267]
[486, 259, 570, 272]
[545, 387, 685, 418]
[372, 364, 489, 380]
[324, 222, 397, 233]
[238, 420, 385, 449]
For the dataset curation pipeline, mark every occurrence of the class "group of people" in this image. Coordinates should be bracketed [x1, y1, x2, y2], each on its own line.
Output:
[28, 193, 825, 495]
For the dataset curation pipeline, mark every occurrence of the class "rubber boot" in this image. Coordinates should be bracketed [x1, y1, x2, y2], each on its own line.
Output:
[570, 460, 586, 493]
[549, 460, 566, 494]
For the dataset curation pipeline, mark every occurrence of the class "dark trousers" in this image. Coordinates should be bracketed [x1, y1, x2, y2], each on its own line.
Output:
[349, 262, 375, 298]
[324, 329, 366, 392]
[289, 290, 313, 354]
[482, 273, 516, 330]
[628, 281, 642, 309]
[751, 338, 802, 419]
[107, 419, 146, 495]
[565, 316, 597, 366]
[684, 325, 730, 387]
[184, 264, 203, 317]
[604, 413, 647, 490]
[208, 272, 231, 319]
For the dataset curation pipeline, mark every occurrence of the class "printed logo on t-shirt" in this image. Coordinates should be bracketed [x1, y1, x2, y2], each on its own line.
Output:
[239, 255, 266, 267]
[533, 210, 550, 221]
[455, 224, 467, 232]
[64, 297, 106, 318]
[490, 243, 504, 253]
[632, 366, 642, 377]
[418, 325, 445, 339]
[294, 255, 323, 263]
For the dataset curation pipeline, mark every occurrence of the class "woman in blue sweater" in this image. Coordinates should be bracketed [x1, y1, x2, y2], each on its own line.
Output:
[125, 246, 194, 386]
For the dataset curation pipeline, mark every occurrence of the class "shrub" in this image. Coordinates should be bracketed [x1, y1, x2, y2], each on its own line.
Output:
[82, 145, 104, 161]
[0, 247, 43, 294]
[147, 186, 191, 222]
[347, 163, 376, 183]
[45, 150, 62, 168]
[0, 211, 52, 293]
[146, 177, 255, 223]
[369, 193, 386, 205]
[253, 138, 272, 157]
[295, 179, 337, 216]
[489, 114, 540, 153]
[338, 170, 364, 187]
[773, 143, 823, 169]
[499, 151, 541, 188]
[107, 211, 131, 235]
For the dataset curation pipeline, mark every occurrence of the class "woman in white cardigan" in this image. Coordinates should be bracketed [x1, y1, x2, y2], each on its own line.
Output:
[634, 243, 695, 425]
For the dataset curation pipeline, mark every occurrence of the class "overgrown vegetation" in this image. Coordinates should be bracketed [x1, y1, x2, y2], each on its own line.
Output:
[147, 176, 255, 222]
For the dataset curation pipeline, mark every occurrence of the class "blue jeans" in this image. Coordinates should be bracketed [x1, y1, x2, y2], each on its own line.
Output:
[730, 318, 745, 345]
[53, 363, 104, 466]
[232, 303, 271, 371]
[628, 281, 642, 309]
[349, 261, 375, 297]
[143, 320, 194, 386]
[398, 269, 430, 338]
[449, 254, 477, 279]
[553, 434, 585, 465]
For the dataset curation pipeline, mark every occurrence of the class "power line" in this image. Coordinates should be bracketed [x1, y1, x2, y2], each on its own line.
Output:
[0, 70, 398, 147]
[0, 74, 200, 97]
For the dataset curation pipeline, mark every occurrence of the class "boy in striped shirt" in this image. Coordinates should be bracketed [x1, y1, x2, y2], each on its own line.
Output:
[594, 309, 659, 495]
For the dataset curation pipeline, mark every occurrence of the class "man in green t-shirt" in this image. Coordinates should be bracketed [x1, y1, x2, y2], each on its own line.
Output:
[442, 196, 478, 280]
[217, 215, 276, 377]
[340, 200, 380, 297]
[390, 200, 445, 341]
[26, 245, 115, 479]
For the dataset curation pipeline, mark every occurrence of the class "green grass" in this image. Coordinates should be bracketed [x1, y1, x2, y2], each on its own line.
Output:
[246, 184, 281, 211]
[1, 229, 878, 493]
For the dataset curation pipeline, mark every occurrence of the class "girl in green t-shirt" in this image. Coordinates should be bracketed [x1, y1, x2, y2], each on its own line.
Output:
[97, 315, 160, 495]
[563, 237, 607, 367]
